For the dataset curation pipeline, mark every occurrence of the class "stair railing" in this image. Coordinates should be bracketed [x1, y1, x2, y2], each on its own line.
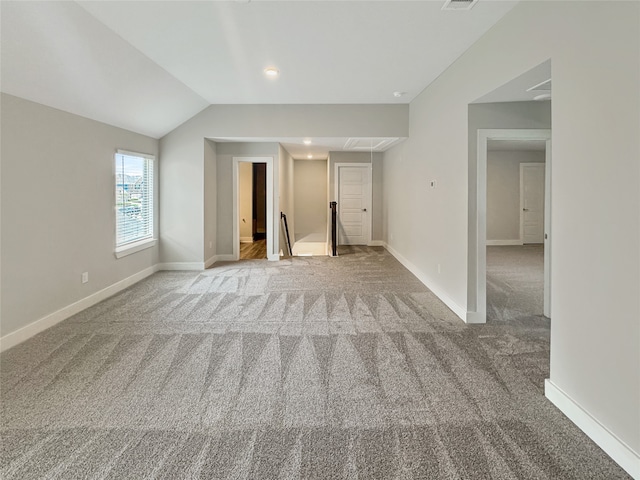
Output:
[281, 212, 292, 256]
[330, 201, 337, 256]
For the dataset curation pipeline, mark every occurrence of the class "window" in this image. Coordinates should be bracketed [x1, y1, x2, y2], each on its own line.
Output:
[115, 150, 155, 256]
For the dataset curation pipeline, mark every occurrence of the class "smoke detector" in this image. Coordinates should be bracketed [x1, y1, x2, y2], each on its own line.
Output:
[442, 0, 479, 11]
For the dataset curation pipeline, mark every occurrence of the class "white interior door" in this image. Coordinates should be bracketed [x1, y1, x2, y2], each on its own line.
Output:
[520, 163, 545, 244]
[337, 166, 371, 245]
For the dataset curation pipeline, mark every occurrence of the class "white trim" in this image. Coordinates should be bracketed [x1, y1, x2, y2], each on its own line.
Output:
[368, 240, 385, 247]
[473, 129, 552, 324]
[156, 262, 205, 271]
[334, 162, 373, 246]
[543, 139, 552, 317]
[0, 265, 159, 352]
[240, 237, 254, 244]
[545, 380, 640, 479]
[486, 239, 523, 246]
[114, 238, 157, 258]
[232, 157, 278, 262]
[465, 311, 486, 324]
[205, 254, 236, 268]
[384, 243, 467, 322]
[116, 148, 155, 160]
[205, 255, 216, 268]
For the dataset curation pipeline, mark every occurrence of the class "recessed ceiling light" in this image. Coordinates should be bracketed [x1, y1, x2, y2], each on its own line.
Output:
[264, 67, 279, 77]
[303, 139, 312, 145]
[393, 91, 406, 98]
[307, 154, 313, 159]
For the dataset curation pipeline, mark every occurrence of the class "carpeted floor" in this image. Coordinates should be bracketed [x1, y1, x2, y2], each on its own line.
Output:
[486, 244, 545, 323]
[1, 246, 630, 479]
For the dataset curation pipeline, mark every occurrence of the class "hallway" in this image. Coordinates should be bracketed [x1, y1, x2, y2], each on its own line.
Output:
[239, 239, 267, 260]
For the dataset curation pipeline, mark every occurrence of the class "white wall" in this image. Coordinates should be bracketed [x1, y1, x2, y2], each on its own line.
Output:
[1, 93, 159, 339]
[238, 162, 253, 241]
[294, 159, 328, 239]
[328, 151, 384, 242]
[159, 104, 408, 263]
[487, 150, 545, 242]
[382, 1, 639, 471]
[278, 145, 295, 253]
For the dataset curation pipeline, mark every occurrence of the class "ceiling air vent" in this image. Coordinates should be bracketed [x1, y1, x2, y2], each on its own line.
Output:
[526, 79, 552, 92]
[442, 0, 478, 11]
[344, 138, 400, 151]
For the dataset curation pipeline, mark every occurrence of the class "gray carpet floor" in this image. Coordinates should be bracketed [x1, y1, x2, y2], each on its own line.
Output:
[1, 246, 630, 479]
[486, 245, 545, 324]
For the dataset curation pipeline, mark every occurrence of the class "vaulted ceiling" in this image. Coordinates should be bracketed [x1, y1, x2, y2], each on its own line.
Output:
[1, 1, 519, 139]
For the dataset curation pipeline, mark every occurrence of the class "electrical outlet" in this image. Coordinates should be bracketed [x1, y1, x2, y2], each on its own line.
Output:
[81, 272, 89, 284]
[209, 241, 213, 249]
[437, 264, 441, 274]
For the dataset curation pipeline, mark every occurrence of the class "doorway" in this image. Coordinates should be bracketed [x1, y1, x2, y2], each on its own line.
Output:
[232, 156, 277, 261]
[472, 129, 552, 323]
[252, 163, 267, 241]
[238, 162, 267, 259]
[485, 141, 548, 322]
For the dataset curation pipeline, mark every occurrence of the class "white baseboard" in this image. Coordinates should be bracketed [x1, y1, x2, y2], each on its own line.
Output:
[465, 311, 487, 324]
[368, 240, 385, 247]
[240, 237, 253, 244]
[156, 262, 205, 271]
[0, 265, 159, 352]
[212, 254, 236, 264]
[383, 243, 467, 322]
[204, 255, 216, 268]
[486, 239, 523, 246]
[545, 379, 640, 479]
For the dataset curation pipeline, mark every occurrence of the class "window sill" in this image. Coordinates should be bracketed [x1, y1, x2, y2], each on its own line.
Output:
[115, 238, 157, 259]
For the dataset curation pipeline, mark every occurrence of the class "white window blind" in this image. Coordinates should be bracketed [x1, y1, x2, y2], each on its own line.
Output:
[115, 151, 154, 248]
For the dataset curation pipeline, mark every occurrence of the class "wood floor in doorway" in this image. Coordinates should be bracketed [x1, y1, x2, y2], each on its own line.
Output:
[240, 239, 267, 260]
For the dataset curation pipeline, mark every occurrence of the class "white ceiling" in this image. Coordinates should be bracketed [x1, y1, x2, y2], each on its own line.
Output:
[1, 0, 519, 138]
[473, 59, 551, 104]
[213, 136, 404, 160]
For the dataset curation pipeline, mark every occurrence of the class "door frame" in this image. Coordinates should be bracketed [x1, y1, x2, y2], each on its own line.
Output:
[519, 162, 546, 244]
[232, 156, 279, 261]
[334, 162, 373, 246]
[470, 129, 552, 323]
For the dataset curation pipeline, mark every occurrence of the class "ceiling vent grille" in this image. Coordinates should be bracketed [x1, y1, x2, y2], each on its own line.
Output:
[526, 78, 552, 92]
[442, 0, 479, 11]
[344, 138, 400, 151]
